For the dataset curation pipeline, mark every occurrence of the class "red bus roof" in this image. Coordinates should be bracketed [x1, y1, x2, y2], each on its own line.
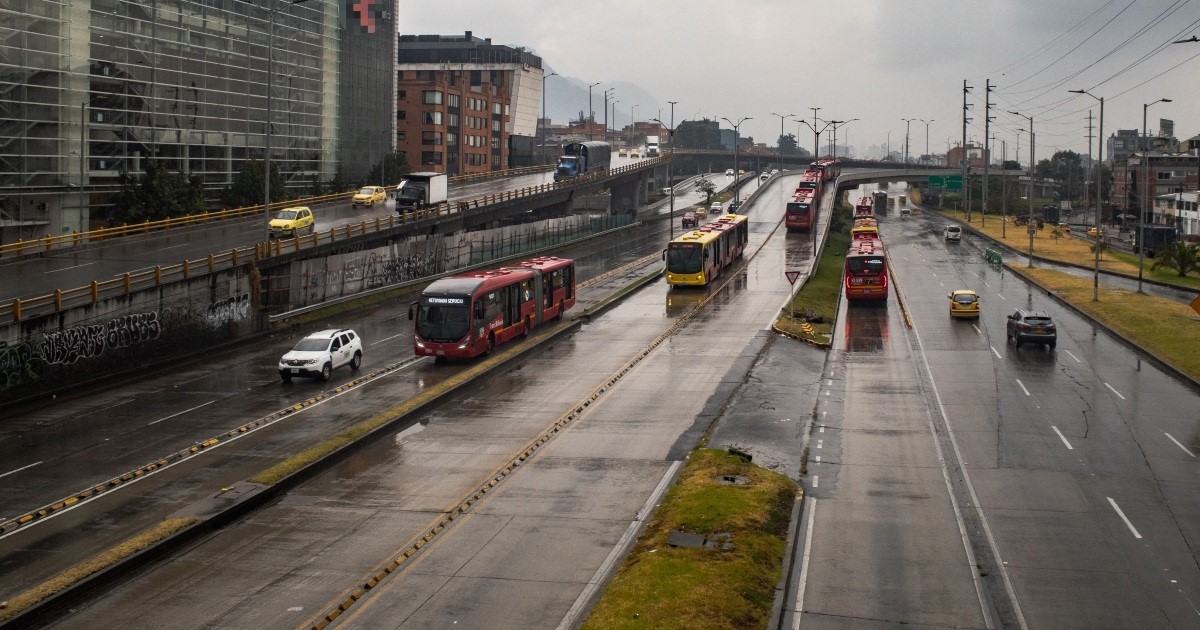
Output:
[847, 237, 885, 257]
[518, 256, 573, 273]
[790, 188, 816, 203]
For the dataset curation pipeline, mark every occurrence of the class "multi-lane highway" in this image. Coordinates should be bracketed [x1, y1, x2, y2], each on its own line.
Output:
[4, 171, 1197, 629]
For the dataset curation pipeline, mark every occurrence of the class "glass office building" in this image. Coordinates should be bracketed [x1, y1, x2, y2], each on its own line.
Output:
[0, 0, 395, 237]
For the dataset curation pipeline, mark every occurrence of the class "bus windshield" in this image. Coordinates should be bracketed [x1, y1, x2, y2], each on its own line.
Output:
[667, 243, 704, 274]
[417, 303, 470, 342]
[846, 256, 886, 275]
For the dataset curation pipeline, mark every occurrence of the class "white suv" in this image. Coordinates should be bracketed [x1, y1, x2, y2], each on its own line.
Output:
[279, 329, 363, 382]
[944, 225, 962, 241]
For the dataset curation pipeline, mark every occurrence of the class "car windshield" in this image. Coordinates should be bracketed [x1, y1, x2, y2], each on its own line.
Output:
[417, 304, 470, 342]
[358, 187, 375, 195]
[667, 243, 704, 274]
[953, 294, 977, 305]
[274, 210, 298, 220]
[292, 338, 329, 352]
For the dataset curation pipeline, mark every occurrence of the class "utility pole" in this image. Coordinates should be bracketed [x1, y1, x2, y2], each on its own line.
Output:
[1087, 111, 1094, 221]
[1001, 138, 1007, 237]
[603, 88, 613, 145]
[809, 107, 821, 157]
[962, 81, 973, 220]
[587, 82, 601, 140]
[902, 118, 914, 164]
[982, 79, 994, 227]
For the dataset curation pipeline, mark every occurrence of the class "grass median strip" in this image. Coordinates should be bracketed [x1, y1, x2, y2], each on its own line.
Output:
[0, 517, 198, 622]
[582, 449, 797, 630]
[774, 229, 848, 345]
[1010, 265, 1200, 383]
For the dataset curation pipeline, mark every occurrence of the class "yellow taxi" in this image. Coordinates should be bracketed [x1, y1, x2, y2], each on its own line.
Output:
[948, 289, 980, 319]
[352, 186, 388, 207]
[269, 206, 315, 239]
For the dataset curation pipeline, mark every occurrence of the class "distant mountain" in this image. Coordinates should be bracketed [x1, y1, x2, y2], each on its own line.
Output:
[544, 67, 662, 129]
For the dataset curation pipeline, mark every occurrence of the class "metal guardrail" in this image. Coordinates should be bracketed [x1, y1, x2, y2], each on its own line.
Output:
[0, 165, 558, 259]
[1, 157, 667, 323]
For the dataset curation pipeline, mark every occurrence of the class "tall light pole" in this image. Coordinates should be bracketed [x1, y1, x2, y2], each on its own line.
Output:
[722, 116, 752, 203]
[602, 87, 614, 144]
[1138, 98, 1171, 292]
[540, 71, 558, 163]
[587, 81, 601, 140]
[809, 107, 821, 157]
[654, 110, 684, 239]
[245, 0, 314, 244]
[920, 119, 934, 163]
[828, 119, 858, 160]
[771, 112, 795, 158]
[902, 118, 915, 164]
[1010, 111, 1035, 267]
[1070, 90, 1104, 300]
[630, 104, 639, 147]
[798, 118, 834, 161]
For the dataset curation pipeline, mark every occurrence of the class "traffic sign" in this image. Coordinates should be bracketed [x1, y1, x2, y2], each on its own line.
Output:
[929, 175, 963, 191]
[785, 270, 802, 285]
[929, 175, 945, 188]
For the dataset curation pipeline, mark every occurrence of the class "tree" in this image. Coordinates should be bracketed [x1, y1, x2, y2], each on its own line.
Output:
[778, 133, 799, 154]
[695, 178, 716, 205]
[109, 159, 206, 223]
[1002, 160, 1021, 170]
[366, 152, 411, 187]
[1150, 241, 1200, 277]
[221, 159, 287, 209]
[1035, 150, 1086, 202]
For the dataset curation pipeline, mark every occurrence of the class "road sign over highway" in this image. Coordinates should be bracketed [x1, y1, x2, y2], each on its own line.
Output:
[929, 175, 963, 191]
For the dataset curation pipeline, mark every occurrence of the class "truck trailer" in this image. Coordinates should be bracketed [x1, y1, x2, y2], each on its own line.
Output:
[645, 135, 660, 157]
[394, 172, 448, 212]
[554, 141, 612, 181]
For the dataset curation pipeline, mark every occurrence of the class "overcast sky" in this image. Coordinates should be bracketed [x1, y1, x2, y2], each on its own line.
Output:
[400, 1, 1200, 163]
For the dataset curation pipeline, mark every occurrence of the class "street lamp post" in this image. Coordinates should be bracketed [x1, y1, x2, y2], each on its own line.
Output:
[920, 119, 934, 164]
[809, 107, 821, 157]
[1139, 98, 1171, 292]
[539, 71, 558, 163]
[902, 118, 914, 164]
[770, 112, 795, 158]
[587, 82, 601, 140]
[1070, 89, 1104, 300]
[630, 104, 639, 147]
[828, 119, 858, 160]
[1010, 111, 1035, 267]
[721, 116, 752, 203]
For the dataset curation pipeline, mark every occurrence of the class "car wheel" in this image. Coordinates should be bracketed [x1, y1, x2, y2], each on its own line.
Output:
[350, 351, 362, 370]
[280, 371, 292, 383]
[320, 362, 332, 381]
[307, 224, 315, 235]
[1049, 341, 1056, 349]
[1015, 337, 1023, 348]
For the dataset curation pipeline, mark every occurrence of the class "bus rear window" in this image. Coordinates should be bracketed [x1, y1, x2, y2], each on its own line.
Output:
[847, 257, 885, 274]
[787, 203, 811, 213]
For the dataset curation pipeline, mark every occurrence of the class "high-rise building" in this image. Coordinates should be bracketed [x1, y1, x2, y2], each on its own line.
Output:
[395, 32, 542, 175]
[0, 0, 396, 237]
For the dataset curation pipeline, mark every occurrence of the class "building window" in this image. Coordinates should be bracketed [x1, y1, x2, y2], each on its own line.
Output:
[397, 110, 406, 120]
[448, 94, 459, 107]
[422, 131, 443, 146]
[397, 89, 406, 100]
[421, 151, 443, 165]
[447, 113, 459, 127]
[470, 70, 482, 86]
[447, 133, 457, 145]
[424, 111, 443, 125]
[423, 90, 443, 105]
[492, 119, 500, 131]
[397, 131, 406, 141]
[492, 103, 501, 115]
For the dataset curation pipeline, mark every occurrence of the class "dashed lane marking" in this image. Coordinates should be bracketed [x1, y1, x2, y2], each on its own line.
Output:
[1107, 497, 1143, 539]
[0, 461, 43, 480]
[1105, 383, 1126, 400]
[1164, 432, 1196, 457]
[1016, 379, 1031, 396]
[1064, 350, 1082, 363]
[791, 497, 817, 630]
[147, 400, 216, 426]
[991, 346, 1003, 359]
[1051, 425, 1074, 450]
[45, 261, 98, 273]
[996, 293, 1006, 300]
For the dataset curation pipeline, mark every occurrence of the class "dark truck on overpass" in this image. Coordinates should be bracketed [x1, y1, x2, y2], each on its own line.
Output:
[554, 141, 611, 181]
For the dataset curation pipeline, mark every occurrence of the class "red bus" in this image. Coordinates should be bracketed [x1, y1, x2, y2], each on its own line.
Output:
[853, 196, 874, 219]
[785, 187, 818, 232]
[844, 237, 888, 303]
[409, 256, 575, 359]
[813, 158, 841, 181]
[850, 218, 879, 241]
[797, 169, 825, 198]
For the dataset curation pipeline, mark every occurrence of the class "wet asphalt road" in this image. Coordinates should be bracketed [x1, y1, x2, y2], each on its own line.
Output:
[785, 204, 1200, 628]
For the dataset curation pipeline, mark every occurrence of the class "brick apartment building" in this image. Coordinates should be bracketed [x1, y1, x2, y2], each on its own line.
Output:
[946, 144, 989, 170]
[1112, 151, 1199, 221]
[395, 32, 542, 175]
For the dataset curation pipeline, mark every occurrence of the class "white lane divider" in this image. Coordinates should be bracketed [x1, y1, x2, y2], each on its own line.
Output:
[1107, 497, 1143, 539]
[812, 475, 819, 488]
[814, 455, 821, 465]
[996, 294, 1006, 300]
[147, 399, 216, 426]
[791, 497, 818, 630]
[369, 332, 408, 346]
[1016, 379, 1031, 396]
[46, 261, 98, 274]
[0, 460, 43, 480]
[1164, 432, 1196, 457]
[816, 439, 823, 449]
[1064, 350, 1082, 363]
[991, 346, 1003, 359]
[1104, 383, 1126, 400]
[1051, 426, 1074, 450]
[983, 281, 992, 288]
[972, 324, 982, 336]
[939, 281, 944, 287]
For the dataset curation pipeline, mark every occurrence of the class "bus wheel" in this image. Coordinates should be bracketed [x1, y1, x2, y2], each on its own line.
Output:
[555, 302, 565, 321]
[522, 316, 532, 338]
[486, 334, 495, 355]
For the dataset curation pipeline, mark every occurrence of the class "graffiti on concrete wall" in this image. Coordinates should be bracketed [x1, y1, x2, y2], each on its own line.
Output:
[205, 293, 252, 327]
[0, 340, 44, 391]
[41, 312, 161, 366]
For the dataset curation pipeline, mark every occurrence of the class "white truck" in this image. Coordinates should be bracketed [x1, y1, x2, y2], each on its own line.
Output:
[645, 135, 661, 157]
[394, 172, 448, 212]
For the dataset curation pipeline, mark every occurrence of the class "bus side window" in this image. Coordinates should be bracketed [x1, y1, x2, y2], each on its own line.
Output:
[474, 299, 485, 321]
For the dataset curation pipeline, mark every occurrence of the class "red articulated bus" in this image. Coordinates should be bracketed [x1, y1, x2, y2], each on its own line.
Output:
[798, 168, 824, 196]
[854, 196, 874, 219]
[409, 256, 575, 359]
[786, 187, 819, 232]
[844, 237, 888, 303]
[813, 158, 841, 181]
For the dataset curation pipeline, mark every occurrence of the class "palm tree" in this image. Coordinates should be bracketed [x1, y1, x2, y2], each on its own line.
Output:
[1150, 241, 1200, 277]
